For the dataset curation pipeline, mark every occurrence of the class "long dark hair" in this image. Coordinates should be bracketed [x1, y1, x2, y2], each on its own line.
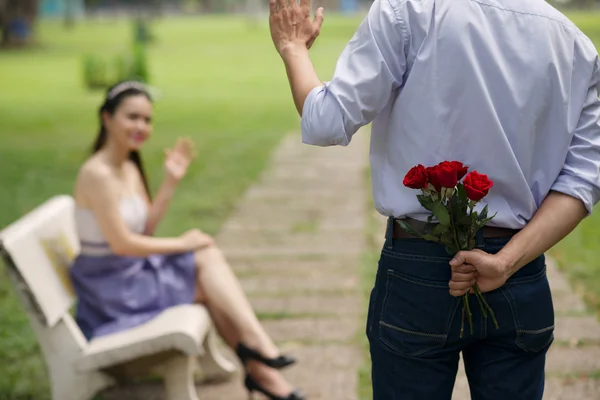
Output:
[92, 81, 152, 199]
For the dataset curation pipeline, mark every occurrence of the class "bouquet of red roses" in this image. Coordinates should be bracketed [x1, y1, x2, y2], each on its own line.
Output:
[401, 160, 498, 337]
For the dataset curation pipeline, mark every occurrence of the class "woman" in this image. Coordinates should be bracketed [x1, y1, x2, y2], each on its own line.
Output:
[69, 80, 304, 400]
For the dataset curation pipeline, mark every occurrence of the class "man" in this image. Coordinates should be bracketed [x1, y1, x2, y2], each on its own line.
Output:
[269, 0, 600, 399]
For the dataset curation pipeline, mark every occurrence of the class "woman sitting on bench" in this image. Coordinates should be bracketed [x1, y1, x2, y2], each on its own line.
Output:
[69, 81, 304, 400]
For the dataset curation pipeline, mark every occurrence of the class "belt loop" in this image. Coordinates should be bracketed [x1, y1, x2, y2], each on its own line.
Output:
[385, 216, 394, 249]
[475, 228, 485, 249]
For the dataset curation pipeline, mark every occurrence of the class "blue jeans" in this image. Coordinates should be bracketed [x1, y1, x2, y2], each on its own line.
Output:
[366, 218, 554, 399]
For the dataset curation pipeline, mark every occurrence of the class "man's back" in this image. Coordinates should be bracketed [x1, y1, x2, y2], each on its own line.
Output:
[271, 2, 600, 398]
[270, 2, 600, 398]
[301, 0, 600, 228]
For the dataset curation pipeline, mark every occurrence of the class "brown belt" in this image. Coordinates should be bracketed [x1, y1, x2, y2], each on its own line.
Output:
[392, 218, 519, 239]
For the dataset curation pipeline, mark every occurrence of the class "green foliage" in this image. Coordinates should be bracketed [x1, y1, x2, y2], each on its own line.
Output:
[82, 20, 152, 90]
[400, 182, 500, 254]
[82, 54, 110, 89]
[432, 201, 451, 226]
[114, 42, 151, 83]
[133, 18, 155, 45]
[131, 42, 150, 82]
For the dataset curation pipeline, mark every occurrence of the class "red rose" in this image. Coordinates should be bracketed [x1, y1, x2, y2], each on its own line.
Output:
[403, 164, 429, 189]
[463, 171, 494, 201]
[449, 161, 469, 180]
[427, 162, 459, 191]
[426, 166, 442, 191]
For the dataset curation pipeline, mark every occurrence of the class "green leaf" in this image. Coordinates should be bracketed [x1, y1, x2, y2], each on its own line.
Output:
[432, 224, 448, 235]
[457, 231, 469, 250]
[422, 234, 440, 243]
[417, 194, 434, 211]
[432, 201, 451, 226]
[457, 183, 467, 199]
[441, 230, 454, 246]
[450, 192, 462, 218]
[445, 245, 458, 255]
[459, 214, 472, 225]
[477, 212, 498, 228]
[479, 205, 489, 221]
[395, 220, 425, 238]
[467, 237, 476, 250]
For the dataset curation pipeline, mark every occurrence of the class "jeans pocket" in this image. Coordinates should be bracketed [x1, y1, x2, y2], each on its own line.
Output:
[502, 267, 555, 353]
[378, 268, 461, 357]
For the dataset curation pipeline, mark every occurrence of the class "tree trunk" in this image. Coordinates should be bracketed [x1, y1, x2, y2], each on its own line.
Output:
[21, 0, 37, 28]
[1, 0, 18, 47]
[199, 0, 213, 13]
[0, 0, 37, 47]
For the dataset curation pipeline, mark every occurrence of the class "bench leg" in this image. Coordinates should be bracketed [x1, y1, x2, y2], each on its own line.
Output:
[197, 327, 238, 382]
[51, 370, 114, 400]
[163, 354, 199, 400]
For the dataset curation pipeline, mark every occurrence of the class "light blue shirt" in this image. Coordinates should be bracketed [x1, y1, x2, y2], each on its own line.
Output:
[301, 0, 600, 229]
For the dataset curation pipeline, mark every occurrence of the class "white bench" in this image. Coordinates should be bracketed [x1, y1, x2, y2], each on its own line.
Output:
[0, 195, 237, 400]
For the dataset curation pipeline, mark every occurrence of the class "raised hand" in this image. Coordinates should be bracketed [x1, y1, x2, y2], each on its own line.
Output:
[269, 0, 325, 55]
[164, 137, 197, 183]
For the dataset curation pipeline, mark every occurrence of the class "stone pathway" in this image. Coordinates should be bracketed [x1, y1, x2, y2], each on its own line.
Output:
[197, 132, 369, 399]
[371, 212, 600, 400]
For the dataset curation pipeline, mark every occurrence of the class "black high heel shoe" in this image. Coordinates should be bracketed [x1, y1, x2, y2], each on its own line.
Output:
[244, 374, 305, 400]
[236, 343, 296, 369]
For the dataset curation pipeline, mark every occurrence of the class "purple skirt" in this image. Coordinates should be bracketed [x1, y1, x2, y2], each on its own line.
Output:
[69, 252, 197, 340]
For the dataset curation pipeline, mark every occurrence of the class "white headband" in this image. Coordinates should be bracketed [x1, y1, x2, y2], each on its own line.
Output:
[107, 81, 148, 100]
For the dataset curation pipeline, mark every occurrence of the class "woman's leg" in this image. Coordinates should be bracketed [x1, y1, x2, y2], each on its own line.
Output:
[193, 245, 278, 356]
[192, 245, 295, 396]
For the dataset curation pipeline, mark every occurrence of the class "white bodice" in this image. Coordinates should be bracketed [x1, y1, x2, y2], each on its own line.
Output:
[75, 195, 147, 254]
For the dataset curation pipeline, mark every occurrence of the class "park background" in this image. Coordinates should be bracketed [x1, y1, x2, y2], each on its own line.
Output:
[1, 0, 599, 398]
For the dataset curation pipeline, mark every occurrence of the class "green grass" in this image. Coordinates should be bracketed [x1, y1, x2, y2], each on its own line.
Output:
[569, 12, 600, 45]
[550, 8, 600, 309]
[0, 14, 362, 399]
[549, 12, 600, 318]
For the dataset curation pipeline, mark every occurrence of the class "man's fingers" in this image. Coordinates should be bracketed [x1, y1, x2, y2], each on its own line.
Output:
[269, 0, 277, 13]
[314, 7, 324, 28]
[278, 0, 286, 10]
[449, 288, 469, 297]
[449, 279, 475, 291]
[449, 277, 476, 296]
[300, 0, 310, 9]
[451, 263, 476, 274]
[449, 251, 467, 267]
[449, 249, 486, 268]
[451, 271, 477, 282]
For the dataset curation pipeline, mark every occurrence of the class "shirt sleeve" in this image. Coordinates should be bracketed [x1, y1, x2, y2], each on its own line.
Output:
[551, 57, 600, 214]
[301, 0, 408, 147]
